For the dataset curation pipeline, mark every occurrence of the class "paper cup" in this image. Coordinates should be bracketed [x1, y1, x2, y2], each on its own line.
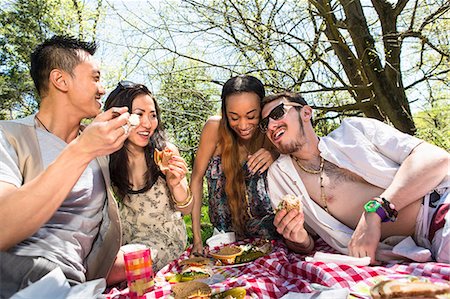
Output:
[122, 244, 154, 298]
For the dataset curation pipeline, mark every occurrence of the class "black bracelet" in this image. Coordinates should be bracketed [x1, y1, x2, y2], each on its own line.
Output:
[373, 196, 398, 222]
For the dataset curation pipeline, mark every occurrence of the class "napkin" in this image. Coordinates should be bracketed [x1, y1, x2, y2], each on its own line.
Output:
[305, 251, 371, 266]
[206, 229, 236, 248]
[11, 268, 105, 299]
[392, 236, 432, 262]
[280, 288, 350, 298]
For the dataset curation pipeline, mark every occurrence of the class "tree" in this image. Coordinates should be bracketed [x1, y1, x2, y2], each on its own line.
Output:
[157, 58, 220, 166]
[110, 0, 449, 135]
[0, 0, 104, 119]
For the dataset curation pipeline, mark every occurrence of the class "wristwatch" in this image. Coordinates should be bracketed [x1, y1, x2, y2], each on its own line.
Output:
[364, 197, 398, 222]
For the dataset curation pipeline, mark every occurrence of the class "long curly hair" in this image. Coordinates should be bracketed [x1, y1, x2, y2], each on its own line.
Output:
[104, 82, 167, 200]
[218, 75, 265, 237]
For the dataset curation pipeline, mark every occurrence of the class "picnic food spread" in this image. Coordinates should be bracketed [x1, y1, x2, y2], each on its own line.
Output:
[104, 239, 450, 299]
[370, 278, 450, 298]
[154, 148, 174, 171]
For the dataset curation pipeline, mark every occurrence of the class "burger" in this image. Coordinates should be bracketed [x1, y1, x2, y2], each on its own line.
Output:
[178, 257, 213, 281]
[172, 281, 211, 299]
[154, 147, 174, 171]
[276, 194, 302, 213]
[370, 279, 450, 299]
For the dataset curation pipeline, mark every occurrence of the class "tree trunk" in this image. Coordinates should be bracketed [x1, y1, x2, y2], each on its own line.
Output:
[312, 0, 417, 134]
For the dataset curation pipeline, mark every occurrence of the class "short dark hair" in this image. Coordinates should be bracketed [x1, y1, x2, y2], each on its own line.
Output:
[262, 91, 308, 107]
[30, 35, 97, 96]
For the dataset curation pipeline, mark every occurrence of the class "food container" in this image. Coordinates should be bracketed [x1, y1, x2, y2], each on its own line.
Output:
[209, 245, 244, 265]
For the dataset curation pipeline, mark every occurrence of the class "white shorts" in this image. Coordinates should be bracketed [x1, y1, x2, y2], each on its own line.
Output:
[415, 189, 450, 263]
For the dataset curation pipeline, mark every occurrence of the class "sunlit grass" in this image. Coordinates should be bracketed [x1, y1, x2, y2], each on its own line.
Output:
[184, 204, 214, 245]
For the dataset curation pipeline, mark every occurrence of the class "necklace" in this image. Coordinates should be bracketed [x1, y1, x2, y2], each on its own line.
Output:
[293, 156, 328, 213]
[244, 192, 254, 219]
[35, 115, 51, 133]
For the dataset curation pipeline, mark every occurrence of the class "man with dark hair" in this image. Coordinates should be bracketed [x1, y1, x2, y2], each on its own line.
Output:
[262, 91, 449, 264]
[0, 35, 132, 296]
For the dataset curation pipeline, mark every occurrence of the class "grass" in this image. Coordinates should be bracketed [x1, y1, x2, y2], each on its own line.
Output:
[183, 204, 214, 245]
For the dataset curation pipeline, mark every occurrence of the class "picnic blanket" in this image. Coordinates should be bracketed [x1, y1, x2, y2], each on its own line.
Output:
[104, 238, 450, 298]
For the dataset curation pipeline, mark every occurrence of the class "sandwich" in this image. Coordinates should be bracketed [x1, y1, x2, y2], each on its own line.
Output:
[172, 281, 211, 299]
[178, 257, 213, 281]
[276, 194, 302, 212]
[154, 147, 174, 171]
[370, 279, 450, 298]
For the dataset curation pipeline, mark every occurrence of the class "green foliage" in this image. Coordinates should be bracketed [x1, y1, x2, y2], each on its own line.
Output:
[0, 0, 104, 119]
[414, 101, 450, 151]
[157, 59, 220, 166]
[184, 204, 214, 245]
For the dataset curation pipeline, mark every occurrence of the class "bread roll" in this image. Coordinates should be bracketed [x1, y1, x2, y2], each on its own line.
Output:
[370, 279, 450, 298]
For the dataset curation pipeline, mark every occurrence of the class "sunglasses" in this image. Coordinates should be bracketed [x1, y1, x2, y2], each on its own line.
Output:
[118, 80, 136, 89]
[116, 80, 152, 94]
[259, 102, 303, 133]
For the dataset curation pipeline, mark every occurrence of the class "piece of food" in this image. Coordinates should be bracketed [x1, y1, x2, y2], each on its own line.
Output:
[154, 147, 174, 171]
[165, 273, 182, 283]
[234, 240, 272, 264]
[276, 194, 302, 212]
[370, 279, 450, 299]
[179, 257, 212, 267]
[129, 113, 140, 126]
[178, 257, 213, 281]
[211, 287, 246, 299]
[210, 245, 244, 265]
[172, 281, 212, 299]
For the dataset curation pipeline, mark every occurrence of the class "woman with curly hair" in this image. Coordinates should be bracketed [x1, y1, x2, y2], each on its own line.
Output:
[190, 75, 279, 256]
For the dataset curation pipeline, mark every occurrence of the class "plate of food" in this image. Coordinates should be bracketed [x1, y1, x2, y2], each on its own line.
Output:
[210, 239, 273, 267]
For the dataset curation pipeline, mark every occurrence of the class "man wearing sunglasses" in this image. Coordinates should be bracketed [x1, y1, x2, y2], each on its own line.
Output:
[0, 35, 131, 296]
[262, 91, 449, 265]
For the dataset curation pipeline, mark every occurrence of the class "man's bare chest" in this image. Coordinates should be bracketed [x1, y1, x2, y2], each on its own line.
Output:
[295, 160, 384, 228]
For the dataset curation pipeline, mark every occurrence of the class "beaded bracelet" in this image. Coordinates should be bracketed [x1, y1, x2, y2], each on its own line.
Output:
[175, 187, 193, 209]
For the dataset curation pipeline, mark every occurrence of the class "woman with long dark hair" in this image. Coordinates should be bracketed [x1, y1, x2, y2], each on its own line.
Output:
[104, 81, 192, 273]
[190, 75, 279, 256]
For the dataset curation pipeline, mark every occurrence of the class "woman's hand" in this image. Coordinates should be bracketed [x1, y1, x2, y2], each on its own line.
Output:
[247, 148, 275, 174]
[165, 155, 188, 188]
[190, 240, 204, 257]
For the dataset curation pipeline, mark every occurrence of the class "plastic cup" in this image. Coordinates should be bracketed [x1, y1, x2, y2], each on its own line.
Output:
[122, 244, 154, 298]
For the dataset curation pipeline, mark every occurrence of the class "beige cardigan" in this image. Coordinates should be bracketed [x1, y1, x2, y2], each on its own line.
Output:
[0, 116, 121, 280]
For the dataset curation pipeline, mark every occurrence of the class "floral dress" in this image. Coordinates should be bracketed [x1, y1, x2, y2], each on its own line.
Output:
[120, 176, 187, 271]
[206, 156, 279, 239]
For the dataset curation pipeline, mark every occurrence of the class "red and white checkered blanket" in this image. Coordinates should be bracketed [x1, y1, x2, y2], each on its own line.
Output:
[105, 238, 450, 298]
